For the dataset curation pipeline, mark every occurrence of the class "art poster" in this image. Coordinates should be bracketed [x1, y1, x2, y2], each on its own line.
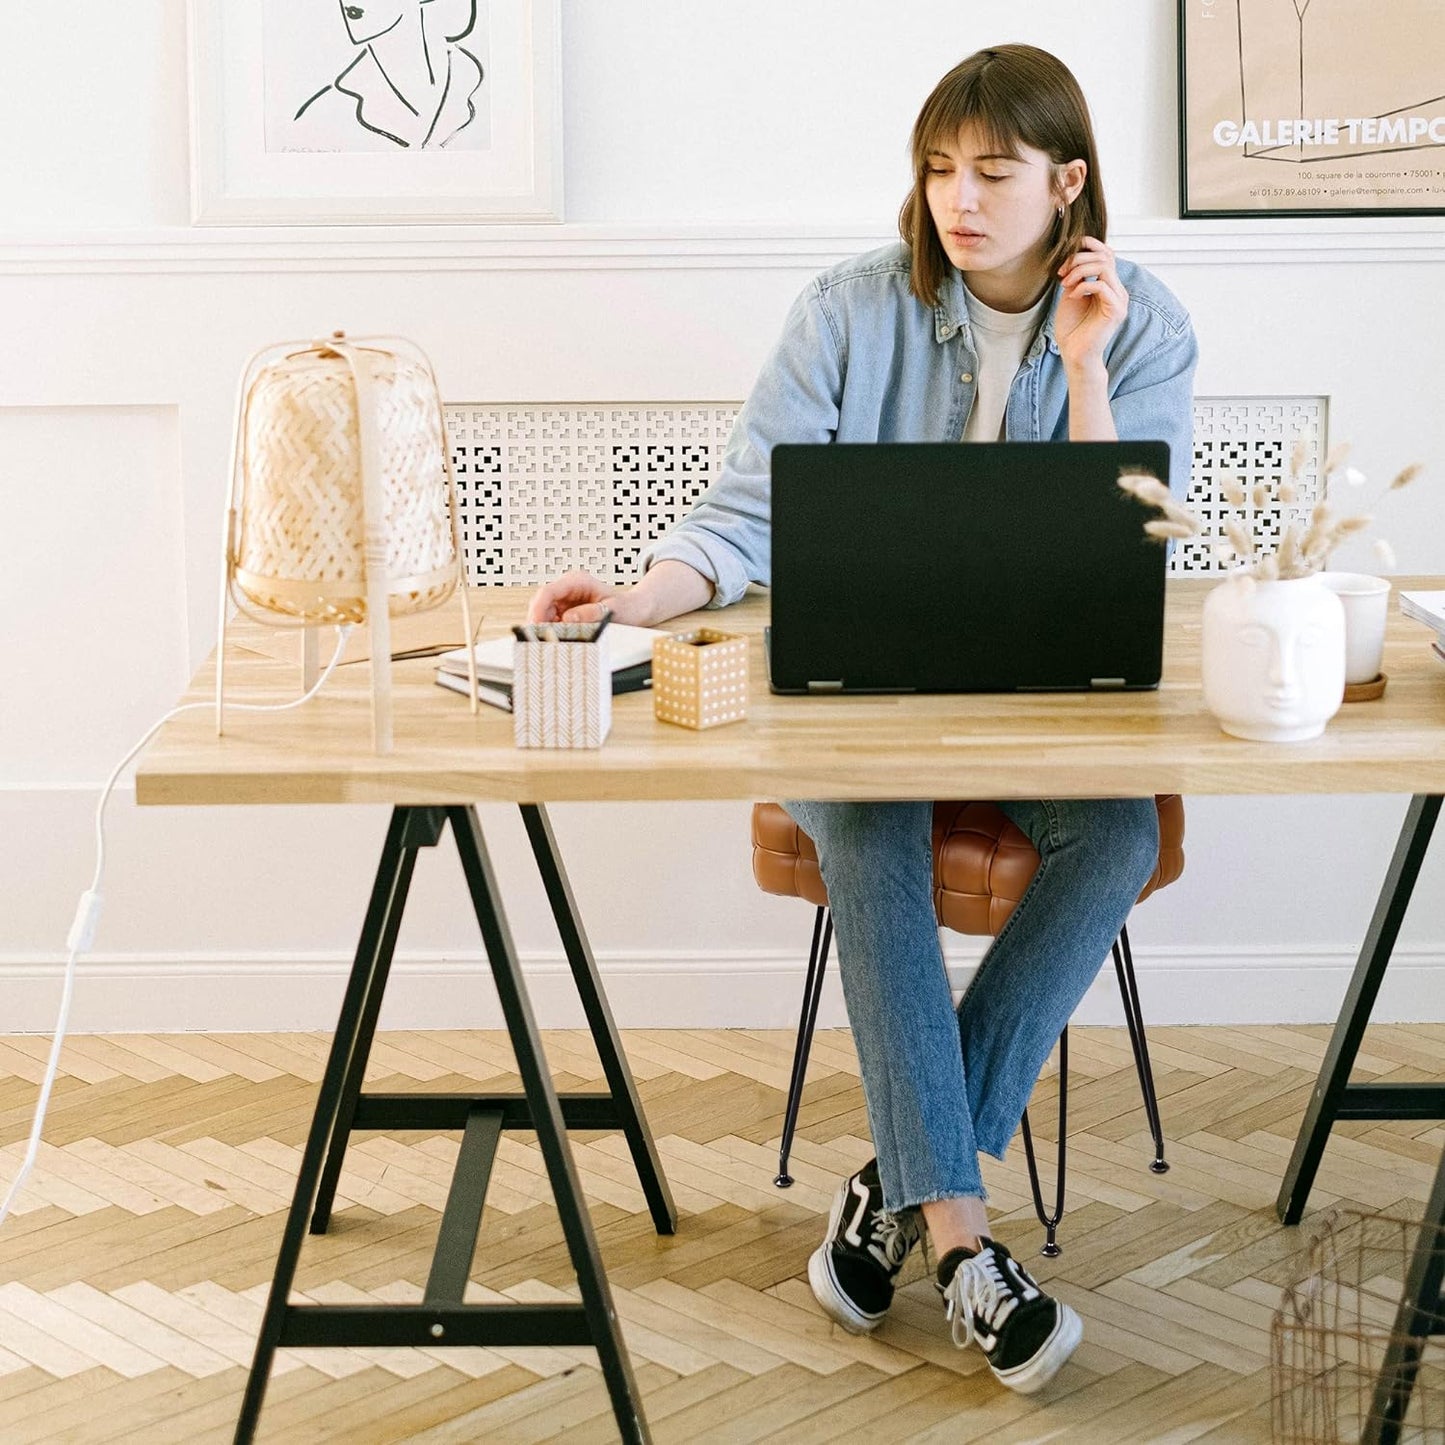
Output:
[262, 0, 493, 154]
[188, 0, 561, 223]
[1179, 0, 1445, 216]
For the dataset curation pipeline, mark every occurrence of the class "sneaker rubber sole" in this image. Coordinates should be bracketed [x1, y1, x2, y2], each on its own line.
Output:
[990, 1300, 1083, 1394]
[806, 1242, 885, 1335]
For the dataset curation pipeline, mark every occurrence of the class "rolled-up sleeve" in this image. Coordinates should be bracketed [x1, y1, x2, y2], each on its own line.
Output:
[638, 280, 844, 607]
[1107, 306, 1199, 503]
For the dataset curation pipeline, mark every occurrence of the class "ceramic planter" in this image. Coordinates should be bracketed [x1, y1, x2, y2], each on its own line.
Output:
[1201, 574, 1346, 742]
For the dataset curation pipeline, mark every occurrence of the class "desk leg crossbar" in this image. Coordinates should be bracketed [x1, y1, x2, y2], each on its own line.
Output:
[234, 804, 675, 1445]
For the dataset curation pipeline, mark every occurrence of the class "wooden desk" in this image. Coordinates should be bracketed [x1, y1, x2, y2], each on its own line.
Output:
[139, 580, 1445, 806]
[136, 577, 1445, 1444]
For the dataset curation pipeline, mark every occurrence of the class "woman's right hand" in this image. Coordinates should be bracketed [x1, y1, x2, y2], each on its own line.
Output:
[528, 569, 635, 625]
[528, 560, 716, 627]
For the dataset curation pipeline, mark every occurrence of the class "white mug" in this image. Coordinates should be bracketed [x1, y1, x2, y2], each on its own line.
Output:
[1319, 571, 1391, 685]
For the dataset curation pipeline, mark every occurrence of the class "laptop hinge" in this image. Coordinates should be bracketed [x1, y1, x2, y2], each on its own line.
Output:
[806, 680, 844, 693]
[1090, 677, 1127, 689]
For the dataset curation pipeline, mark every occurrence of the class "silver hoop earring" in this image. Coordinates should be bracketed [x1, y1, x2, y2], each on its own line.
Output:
[1057, 203, 1065, 219]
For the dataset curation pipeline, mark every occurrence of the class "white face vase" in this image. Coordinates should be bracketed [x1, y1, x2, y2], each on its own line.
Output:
[1201, 575, 1346, 742]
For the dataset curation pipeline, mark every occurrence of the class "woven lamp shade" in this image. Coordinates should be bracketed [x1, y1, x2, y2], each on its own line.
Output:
[233, 345, 456, 624]
[217, 333, 476, 752]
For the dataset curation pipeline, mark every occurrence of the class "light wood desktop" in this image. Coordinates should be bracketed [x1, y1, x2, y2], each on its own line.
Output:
[133, 576, 1445, 1445]
[138, 578, 1445, 808]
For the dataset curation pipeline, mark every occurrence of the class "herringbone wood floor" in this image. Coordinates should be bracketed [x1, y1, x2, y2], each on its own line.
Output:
[0, 1023, 1441, 1443]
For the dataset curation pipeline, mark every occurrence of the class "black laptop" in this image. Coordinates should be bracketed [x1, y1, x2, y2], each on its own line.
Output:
[766, 441, 1170, 695]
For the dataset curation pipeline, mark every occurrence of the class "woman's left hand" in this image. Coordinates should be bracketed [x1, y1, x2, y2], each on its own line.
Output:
[1053, 236, 1128, 374]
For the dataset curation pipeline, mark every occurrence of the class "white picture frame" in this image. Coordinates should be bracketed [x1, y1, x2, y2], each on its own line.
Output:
[187, 0, 562, 225]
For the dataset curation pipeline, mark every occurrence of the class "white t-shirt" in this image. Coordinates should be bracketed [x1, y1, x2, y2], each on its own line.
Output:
[961, 284, 1051, 442]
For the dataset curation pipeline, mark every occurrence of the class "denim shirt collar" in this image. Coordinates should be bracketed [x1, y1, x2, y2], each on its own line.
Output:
[933, 265, 1061, 358]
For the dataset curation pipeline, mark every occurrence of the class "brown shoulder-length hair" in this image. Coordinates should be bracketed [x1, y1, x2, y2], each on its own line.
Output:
[899, 45, 1106, 309]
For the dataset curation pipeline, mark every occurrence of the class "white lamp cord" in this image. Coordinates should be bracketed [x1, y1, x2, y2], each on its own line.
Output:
[0, 624, 355, 1231]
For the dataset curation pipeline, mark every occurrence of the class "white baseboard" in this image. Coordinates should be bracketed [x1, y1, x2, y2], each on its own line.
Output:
[1, 944, 1442, 1034]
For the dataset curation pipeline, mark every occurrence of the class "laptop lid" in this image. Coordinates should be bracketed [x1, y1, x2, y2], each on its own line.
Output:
[767, 440, 1170, 694]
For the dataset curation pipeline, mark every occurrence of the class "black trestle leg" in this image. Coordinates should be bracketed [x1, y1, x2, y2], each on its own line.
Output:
[1021, 1027, 1069, 1258]
[235, 808, 429, 1445]
[1278, 794, 1442, 1226]
[311, 807, 444, 1235]
[1112, 925, 1169, 1174]
[236, 804, 661, 1444]
[448, 806, 649, 1444]
[520, 803, 676, 1235]
[777, 908, 832, 1188]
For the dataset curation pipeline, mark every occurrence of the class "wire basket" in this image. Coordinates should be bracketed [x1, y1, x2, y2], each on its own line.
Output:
[1272, 1207, 1445, 1443]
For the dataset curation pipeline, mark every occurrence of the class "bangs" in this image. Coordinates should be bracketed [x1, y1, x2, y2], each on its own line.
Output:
[914, 77, 1030, 170]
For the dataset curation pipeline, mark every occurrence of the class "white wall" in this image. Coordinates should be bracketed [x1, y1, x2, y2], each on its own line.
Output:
[2, 1, 1444, 1032]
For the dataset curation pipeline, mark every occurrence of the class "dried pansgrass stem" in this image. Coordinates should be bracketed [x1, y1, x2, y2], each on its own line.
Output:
[1117, 443, 1424, 581]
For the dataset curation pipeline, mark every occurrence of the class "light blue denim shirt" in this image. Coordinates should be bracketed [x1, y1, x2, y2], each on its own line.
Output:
[639, 240, 1198, 608]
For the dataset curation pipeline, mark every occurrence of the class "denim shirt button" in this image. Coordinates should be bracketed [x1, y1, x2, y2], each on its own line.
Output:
[960, 372, 973, 384]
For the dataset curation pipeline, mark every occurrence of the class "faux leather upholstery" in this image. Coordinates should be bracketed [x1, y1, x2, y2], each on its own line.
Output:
[751, 796, 1184, 937]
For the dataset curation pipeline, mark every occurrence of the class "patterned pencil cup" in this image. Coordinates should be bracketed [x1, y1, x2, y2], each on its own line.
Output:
[216, 331, 477, 754]
[513, 639, 612, 748]
[652, 630, 749, 729]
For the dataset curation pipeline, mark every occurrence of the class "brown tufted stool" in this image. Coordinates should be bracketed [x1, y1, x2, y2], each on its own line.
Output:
[752, 796, 1185, 1254]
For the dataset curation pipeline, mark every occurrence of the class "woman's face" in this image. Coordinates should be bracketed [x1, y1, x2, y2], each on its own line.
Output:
[924, 123, 1078, 296]
[339, 0, 419, 45]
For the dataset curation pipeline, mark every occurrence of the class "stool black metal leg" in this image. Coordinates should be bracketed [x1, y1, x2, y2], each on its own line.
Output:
[520, 803, 676, 1236]
[311, 807, 442, 1236]
[1113, 925, 1169, 1174]
[1278, 794, 1442, 1225]
[1021, 1027, 1069, 1257]
[777, 908, 832, 1188]
[235, 807, 428, 1445]
[1363, 1144, 1445, 1445]
[450, 806, 648, 1445]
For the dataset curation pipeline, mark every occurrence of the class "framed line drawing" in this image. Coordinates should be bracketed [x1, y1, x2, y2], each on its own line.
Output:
[1178, 0, 1445, 217]
[188, 0, 562, 224]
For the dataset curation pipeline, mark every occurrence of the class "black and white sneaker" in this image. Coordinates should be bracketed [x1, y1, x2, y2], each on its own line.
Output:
[808, 1159, 920, 1334]
[938, 1239, 1082, 1394]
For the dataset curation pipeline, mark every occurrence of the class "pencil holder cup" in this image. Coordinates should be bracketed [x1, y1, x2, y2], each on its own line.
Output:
[652, 629, 749, 729]
[512, 635, 612, 748]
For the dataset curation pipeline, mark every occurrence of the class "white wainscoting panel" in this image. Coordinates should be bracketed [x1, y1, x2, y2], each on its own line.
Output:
[0, 406, 188, 784]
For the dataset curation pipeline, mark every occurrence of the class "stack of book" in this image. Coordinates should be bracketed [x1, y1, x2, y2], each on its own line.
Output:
[435, 623, 667, 711]
[1399, 589, 1445, 668]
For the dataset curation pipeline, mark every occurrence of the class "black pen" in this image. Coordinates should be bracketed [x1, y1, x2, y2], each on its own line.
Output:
[591, 608, 613, 645]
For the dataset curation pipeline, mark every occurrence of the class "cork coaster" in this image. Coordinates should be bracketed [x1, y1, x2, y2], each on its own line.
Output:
[1343, 673, 1388, 703]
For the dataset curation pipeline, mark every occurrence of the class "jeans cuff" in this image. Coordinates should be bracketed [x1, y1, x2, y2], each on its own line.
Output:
[893, 1185, 989, 1212]
[975, 1134, 1011, 1165]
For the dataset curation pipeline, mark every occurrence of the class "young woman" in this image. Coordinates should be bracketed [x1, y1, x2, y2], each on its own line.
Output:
[530, 45, 1197, 1394]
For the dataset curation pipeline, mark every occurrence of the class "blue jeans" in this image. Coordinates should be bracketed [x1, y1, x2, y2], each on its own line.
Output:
[781, 798, 1159, 1213]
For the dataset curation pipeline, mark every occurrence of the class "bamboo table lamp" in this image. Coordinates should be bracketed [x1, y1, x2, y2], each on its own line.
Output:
[216, 332, 477, 752]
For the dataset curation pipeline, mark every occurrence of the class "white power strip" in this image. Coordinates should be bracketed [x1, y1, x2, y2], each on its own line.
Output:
[0, 625, 354, 1230]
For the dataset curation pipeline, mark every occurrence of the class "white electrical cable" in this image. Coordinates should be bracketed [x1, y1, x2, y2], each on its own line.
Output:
[0, 624, 355, 1231]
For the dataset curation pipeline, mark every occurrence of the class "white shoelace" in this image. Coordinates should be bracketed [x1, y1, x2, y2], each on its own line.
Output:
[943, 1248, 1022, 1350]
[868, 1210, 915, 1271]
